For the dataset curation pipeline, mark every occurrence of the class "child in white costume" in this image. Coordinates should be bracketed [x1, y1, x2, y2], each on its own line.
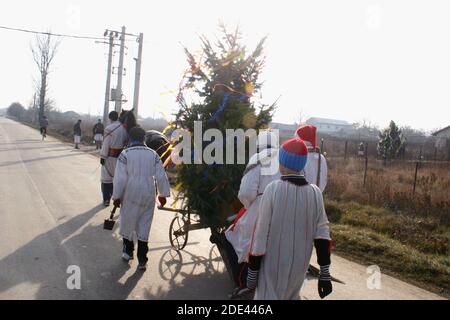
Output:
[247, 137, 333, 300]
[225, 131, 280, 264]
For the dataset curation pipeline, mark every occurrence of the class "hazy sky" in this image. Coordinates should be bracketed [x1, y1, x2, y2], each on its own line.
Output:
[0, 0, 449, 131]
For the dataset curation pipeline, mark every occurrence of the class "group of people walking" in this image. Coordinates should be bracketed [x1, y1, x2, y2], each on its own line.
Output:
[38, 111, 333, 300]
[38, 116, 105, 149]
[219, 125, 332, 300]
[94, 114, 333, 299]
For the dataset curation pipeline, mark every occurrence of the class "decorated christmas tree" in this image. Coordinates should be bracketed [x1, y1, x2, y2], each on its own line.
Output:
[172, 24, 275, 227]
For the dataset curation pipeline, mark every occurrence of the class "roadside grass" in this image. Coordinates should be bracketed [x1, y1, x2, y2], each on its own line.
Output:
[326, 200, 450, 298]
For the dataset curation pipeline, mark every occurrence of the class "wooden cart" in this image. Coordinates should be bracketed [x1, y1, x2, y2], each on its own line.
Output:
[157, 206, 208, 251]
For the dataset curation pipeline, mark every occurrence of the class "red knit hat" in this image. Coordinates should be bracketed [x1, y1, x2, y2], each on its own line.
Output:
[295, 125, 317, 149]
[279, 138, 308, 172]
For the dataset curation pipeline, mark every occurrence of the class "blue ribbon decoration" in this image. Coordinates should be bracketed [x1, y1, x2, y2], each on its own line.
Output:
[208, 92, 231, 124]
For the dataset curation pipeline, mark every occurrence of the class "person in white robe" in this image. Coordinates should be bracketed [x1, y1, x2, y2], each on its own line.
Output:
[296, 125, 328, 192]
[100, 111, 129, 206]
[112, 127, 171, 270]
[224, 130, 280, 289]
[247, 137, 333, 300]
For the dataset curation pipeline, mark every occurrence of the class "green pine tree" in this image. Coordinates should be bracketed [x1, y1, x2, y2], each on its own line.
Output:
[377, 120, 406, 160]
[173, 24, 275, 227]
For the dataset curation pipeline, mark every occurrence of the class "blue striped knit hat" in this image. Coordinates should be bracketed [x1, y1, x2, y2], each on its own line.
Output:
[279, 138, 308, 172]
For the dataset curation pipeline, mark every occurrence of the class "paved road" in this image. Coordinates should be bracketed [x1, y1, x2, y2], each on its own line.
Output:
[0, 117, 444, 300]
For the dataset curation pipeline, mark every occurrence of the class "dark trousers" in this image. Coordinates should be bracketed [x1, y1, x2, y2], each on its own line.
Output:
[101, 183, 113, 202]
[211, 231, 246, 287]
[123, 238, 149, 264]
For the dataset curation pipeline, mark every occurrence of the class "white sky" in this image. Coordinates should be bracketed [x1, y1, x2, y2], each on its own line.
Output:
[0, 0, 449, 131]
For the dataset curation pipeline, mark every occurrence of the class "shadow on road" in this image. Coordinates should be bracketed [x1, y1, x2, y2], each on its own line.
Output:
[0, 152, 87, 168]
[0, 139, 43, 145]
[0, 144, 71, 152]
[144, 246, 232, 300]
[0, 204, 145, 299]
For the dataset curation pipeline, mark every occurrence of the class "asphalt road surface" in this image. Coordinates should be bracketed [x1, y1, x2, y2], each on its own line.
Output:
[0, 117, 444, 300]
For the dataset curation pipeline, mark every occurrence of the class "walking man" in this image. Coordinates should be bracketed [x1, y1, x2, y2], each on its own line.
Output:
[112, 127, 171, 270]
[93, 119, 104, 150]
[73, 119, 82, 149]
[39, 115, 49, 140]
[100, 111, 128, 206]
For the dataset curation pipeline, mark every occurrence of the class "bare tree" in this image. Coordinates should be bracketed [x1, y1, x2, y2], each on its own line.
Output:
[295, 108, 308, 125]
[31, 33, 60, 121]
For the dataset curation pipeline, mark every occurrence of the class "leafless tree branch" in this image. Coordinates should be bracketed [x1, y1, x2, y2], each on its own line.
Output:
[30, 32, 60, 119]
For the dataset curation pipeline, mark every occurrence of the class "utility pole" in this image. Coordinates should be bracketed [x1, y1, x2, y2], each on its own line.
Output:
[103, 34, 114, 125]
[115, 26, 126, 113]
[133, 33, 144, 118]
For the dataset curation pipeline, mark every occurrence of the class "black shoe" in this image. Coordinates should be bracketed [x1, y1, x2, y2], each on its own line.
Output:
[209, 234, 219, 244]
[103, 200, 110, 207]
[138, 262, 147, 271]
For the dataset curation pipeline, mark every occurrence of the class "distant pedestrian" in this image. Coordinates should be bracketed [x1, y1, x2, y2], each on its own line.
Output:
[93, 119, 104, 150]
[358, 142, 365, 157]
[74, 119, 82, 149]
[39, 115, 49, 140]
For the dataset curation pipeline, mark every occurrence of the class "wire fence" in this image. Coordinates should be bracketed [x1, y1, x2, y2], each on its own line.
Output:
[325, 149, 450, 220]
[319, 137, 450, 162]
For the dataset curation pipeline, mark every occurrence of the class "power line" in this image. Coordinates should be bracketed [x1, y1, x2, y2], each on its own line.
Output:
[0, 25, 105, 41]
[1, 24, 153, 45]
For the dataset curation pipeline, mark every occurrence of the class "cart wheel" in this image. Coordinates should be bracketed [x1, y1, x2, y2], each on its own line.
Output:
[169, 215, 189, 251]
[159, 249, 182, 281]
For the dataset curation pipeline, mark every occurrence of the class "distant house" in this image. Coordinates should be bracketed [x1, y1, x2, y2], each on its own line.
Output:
[306, 117, 354, 135]
[432, 126, 450, 150]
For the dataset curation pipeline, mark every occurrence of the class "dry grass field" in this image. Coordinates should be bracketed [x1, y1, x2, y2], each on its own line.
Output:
[324, 157, 450, 297]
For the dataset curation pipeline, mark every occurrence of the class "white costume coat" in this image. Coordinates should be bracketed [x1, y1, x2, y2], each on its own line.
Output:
[100, 121, 129, 183]
[304, 152, 328, 192]
[250, 181, 330, 300]
[113, 145, 171, 242]
[225, 148, 280, 263]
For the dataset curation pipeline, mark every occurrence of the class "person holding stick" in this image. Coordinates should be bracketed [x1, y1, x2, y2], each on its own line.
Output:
[112, 127, 170, 270]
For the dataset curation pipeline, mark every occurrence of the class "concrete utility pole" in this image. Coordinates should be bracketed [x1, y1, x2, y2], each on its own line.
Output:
[103, 34, 114, 125]
[115, 26, 126, 113]
[132, 33, 144, 118]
